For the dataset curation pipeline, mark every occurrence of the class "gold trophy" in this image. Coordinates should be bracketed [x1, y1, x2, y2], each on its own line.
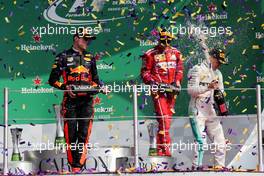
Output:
[11, 128, 23, 161]
[147, 122, 158, 156]
[53, 104, 65, 147]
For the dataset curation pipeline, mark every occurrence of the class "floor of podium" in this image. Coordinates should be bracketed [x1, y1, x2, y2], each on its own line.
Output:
[46, 171, 264, 176]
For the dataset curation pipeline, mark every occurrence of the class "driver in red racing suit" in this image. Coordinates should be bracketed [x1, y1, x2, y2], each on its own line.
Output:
[141, 29, 184, 156]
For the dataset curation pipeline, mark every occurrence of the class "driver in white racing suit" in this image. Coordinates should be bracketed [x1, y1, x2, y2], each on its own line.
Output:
[187, 48, 228, 169]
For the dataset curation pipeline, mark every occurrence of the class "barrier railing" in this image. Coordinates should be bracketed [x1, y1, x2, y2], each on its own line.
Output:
[1, 85, 263, 174]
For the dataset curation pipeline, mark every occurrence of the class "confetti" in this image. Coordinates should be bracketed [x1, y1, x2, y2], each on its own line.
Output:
[5, 17, 10, 23]
[242, 128, 248, 135]
[242, 108, 247, 113]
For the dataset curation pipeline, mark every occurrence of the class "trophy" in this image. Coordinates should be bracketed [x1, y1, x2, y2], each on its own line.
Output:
[147, 122, 158, 156]
[11, 128, 23, 161]
[53, 104, 65, 147]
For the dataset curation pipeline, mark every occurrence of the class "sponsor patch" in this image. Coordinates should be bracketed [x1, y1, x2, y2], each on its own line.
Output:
[154, 54, 166, 62]
[67, 57, 74, 62]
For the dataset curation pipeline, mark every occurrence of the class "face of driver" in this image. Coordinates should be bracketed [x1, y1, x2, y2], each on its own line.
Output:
[210, 56, 221, 70]
[74, 35, 91, 51]
[159, 30, 174, 47]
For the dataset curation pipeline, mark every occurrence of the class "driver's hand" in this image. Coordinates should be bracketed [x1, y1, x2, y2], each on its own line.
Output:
[208, 80, 219, 90]
[66, 85, 76, 98]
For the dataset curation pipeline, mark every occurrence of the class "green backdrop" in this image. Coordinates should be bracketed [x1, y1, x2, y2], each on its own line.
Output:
[0, 0, 263, 124]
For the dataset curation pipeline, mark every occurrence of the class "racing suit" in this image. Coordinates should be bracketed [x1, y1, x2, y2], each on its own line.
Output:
[49, 47, 100, 168]
[141, 45, 183, 156]
[187, 59, 226, 167]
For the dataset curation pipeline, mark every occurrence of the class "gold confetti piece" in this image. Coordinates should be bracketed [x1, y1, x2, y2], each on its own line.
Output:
[261, 24, 264, 29]
[172, 12, 184, 19]
[18, 31, 25, 36]
[17, 72, 20, 76]
[22, 104, 26, 110]
[16, 46, 20, 50]
[242, 128, 248, 135]
[242, 49, 247, 55]
[244, 17, 249, 20]
[114, 47, 121, 52]
[143, 27, 148, 31]
[117, 40, 124, 46]
[252, 45, 260, 49]
[121, 9, 125, 16]
[235, 80, 241, 83]
[254, 105, 257, 108]
[223, 92, 227, 97]
[210, 21, 217, 25]
[228, 38, 235, 44]
[19, 60, 24, 65]
[241, 89, 247, 93]
[62, 3, 67, 8]
[233, 96, 239, 102]
[13, 0, 17, 5]
[242, 108, 247, 113]
[240, 139, 245, 143]
[224, 81, 230, 85]
[48, 0, 54, 5]
[116, 23, 122, 27]
[184, 123, 190, 129]
[237, 17, 242, 23]
[235, 155, 240, 162]
[150, 17, 157, 21]
[133, 20, 139, 25]
[228, 76, 232, 80]
[162, 8, 169, 15]
[5, 17, 10, 23]
[91, 13, 97, 19]
[236, 101, 240, 106]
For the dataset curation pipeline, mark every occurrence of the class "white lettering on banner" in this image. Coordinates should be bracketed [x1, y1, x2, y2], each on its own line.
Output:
[97, 64, 113, 70]
[94, 106, 113, 113]
[21, 88, 54, 94]
[140, 40, 158, 46]
[20, 44, 55, 51]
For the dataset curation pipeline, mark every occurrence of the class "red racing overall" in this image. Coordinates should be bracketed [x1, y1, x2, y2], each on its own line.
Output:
[141, 45, 183, 156]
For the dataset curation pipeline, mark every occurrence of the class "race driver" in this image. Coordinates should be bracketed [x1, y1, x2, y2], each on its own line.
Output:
[48, 29, 107, 173]
[187, 48, 228, 170]
[141, 28, 184, 156]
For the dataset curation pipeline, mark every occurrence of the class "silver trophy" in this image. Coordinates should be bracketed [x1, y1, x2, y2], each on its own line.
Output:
[147, 122, 158, 156]
[11, 128, 23, 161]
[53, 104, 65, 147]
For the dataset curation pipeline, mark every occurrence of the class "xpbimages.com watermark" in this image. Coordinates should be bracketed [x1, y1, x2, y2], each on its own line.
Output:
[31, 24, 101, 37]
[164, 25, 232, 37]
[170, 140, 232, 154]
[30, 140, 100, 153]
[70, 83, 172, 96]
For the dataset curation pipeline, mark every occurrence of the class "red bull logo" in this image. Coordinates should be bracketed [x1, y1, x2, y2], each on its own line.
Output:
[70, 65, 89, 74]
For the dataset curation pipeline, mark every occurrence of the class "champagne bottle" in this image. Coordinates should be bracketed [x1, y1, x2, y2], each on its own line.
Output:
[214, 89, 228, 116]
